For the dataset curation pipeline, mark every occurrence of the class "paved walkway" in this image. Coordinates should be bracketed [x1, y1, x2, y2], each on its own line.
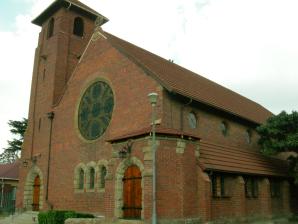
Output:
[0, 211, 38, 224]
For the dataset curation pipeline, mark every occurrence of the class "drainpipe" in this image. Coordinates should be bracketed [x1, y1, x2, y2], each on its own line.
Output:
[0, 178, 4, 208]
[148, 93, 158, 224]
[46, 111, 54, 207]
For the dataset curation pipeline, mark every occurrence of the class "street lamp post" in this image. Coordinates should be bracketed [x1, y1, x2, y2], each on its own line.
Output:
[148, 92, 158, 224]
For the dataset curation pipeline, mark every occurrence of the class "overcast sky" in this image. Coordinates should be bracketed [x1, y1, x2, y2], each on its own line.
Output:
[0, 0, 297, 153]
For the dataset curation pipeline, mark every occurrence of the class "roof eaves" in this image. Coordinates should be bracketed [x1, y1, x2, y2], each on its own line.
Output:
[32, 0, 61, 25]
[32, 0, 108, 26]
[172, 88, 262, 125]
[203, 167, 288, 178]
[65, 0, 109, 23]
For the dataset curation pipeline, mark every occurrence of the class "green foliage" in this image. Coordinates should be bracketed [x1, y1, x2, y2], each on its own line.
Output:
[64, 211, 77, 219]
[257, 111, 298, 183]
[289, 213, 298, 222]
[0, 118, 28, 163]
[38, 212, 48, 224]
[256, 111, 298, 154]
[37, 210, 94, 224]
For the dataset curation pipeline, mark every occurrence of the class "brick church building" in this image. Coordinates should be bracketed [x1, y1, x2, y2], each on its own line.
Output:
[16, 0, 297, 223]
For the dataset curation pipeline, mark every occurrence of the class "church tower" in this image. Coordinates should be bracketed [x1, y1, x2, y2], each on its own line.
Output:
[20, 0, 108, 210]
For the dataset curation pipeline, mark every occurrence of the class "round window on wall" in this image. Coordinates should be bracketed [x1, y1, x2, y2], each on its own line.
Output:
[78, 81, 114, 140]
[188, 112, 197, 129]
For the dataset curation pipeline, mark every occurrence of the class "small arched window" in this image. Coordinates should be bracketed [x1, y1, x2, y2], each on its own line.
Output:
[78, 168, 84, 189]
[100, 166, 107, 189]
[73, 17, 84, 37]
[188, 112, 197, 129]
[89, 167, 95, 189]
[220, 121, 228, 136]
[245, 129, 252, 144]
[47, 18, 54, 39]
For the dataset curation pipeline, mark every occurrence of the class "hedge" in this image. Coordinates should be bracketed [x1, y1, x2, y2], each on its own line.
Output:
[38, 210, 94, 224]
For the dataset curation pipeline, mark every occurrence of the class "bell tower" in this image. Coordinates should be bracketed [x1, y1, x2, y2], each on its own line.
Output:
[31, 0, 108, 106]
[24, 0, 108, 159]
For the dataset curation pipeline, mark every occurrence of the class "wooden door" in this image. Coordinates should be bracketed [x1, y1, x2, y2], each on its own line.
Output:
[32, 175, 40, 211]
[123, 165, 142, 219]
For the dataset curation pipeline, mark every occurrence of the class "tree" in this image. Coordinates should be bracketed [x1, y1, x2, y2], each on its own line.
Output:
[256, 111, 298, 183]
[0, 118, 28, 163]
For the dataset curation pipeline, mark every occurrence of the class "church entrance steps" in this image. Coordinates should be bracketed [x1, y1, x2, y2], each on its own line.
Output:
[0, 211, 38, 224]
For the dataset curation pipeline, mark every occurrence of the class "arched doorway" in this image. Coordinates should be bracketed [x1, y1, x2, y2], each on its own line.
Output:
[122, 165, 142, 219]
[32, 175, 40, 211]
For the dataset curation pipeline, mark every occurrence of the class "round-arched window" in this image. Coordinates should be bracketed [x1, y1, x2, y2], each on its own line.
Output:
[245, 129, 252, 144]
[188, 112, 197, 129]
[220, 121, 228, 136]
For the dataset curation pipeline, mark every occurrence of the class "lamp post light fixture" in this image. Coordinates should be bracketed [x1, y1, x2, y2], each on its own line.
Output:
[148, 92, 158, 224]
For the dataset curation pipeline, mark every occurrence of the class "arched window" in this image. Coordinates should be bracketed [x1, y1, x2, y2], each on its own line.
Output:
[220, 121, 228, 136]
[89, 167, 95, 189]
[188, 112, 197, 129]
[47, 18, 54, 39]
[78, 168, 84, 189]
[245, 129, 252, 144]
[73, 17, 84, 37]
[100, 166, 107, 189]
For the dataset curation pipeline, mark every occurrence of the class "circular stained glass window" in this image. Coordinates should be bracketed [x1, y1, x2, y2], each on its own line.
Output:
[78, 81, 114, 140]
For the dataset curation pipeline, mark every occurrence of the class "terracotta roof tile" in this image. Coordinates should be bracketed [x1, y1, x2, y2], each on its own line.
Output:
[107, 126, 200, 143]
[0, 161, 19, 180]
[66, 0, 103, 17]
[32, 0, 108, 26]
[105, 32, 273, 124]
[199, 141, 288, 177]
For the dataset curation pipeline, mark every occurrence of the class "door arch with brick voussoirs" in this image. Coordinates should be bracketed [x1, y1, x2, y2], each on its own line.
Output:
[23, 166, 44, 211]
[114, 157, 145, 219]
[123, 165, 142, 219]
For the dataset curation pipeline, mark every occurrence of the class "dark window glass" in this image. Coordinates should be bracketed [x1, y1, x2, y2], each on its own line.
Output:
[89, 167, 95, 189]
[100, 166, 107, 189]
[79, 168, 84, 189]
[245, 177, 258, 198]
[211, 174, 226, 197]
[47, 18, 54, 38]
[73, 17, 84, 37]
[271, 180, 281, 198]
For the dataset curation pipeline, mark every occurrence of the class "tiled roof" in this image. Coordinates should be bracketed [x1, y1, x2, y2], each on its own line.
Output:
[107, 126, 200, 143]
[199, 141, 288, 177]
[32, 0, 108, 26]
[0, 161, 19, 180]
[105, 32, 273, 124]
[66, 0, 102, 17]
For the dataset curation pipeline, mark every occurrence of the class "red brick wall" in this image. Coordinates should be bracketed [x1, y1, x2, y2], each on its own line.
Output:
[162, 91, 259, 151]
